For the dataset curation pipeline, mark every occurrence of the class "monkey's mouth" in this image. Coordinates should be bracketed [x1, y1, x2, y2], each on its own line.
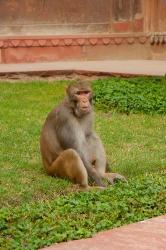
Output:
[81, 107, 91, 113]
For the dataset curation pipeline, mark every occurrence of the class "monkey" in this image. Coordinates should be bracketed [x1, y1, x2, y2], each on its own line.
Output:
[40, 80, 126, 189]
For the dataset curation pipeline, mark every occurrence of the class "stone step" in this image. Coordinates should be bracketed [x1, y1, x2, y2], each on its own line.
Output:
[0, 60, 166, 77]
[41, 215, 166, 250]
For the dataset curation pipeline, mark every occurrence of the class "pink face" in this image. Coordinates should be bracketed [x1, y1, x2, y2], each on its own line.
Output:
[74, 90, 92, 116]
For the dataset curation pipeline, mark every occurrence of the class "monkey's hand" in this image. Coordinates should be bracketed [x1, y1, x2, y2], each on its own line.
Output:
[104, 173, 127, 185]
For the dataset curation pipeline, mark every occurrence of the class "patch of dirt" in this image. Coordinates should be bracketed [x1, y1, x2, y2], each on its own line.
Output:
[0, 72, 108, 83]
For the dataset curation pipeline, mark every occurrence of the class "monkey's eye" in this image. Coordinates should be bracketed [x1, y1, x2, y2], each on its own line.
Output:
[76, 91, 90, 95]
[84, 91, 90, 94]
[76, 91, 83, 95]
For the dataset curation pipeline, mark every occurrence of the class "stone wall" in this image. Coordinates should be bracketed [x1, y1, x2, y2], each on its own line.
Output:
[0, 0, 165, 63]
[0, 0, 144, 35]
[0, 0, 111, 35]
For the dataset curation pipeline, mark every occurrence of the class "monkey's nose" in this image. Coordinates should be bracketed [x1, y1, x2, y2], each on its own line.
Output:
[82, 99, 88, 103]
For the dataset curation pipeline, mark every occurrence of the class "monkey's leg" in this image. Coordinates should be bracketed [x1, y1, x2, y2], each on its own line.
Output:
[104, 173, 127, 185]
[47, 149, 89, 188]
[93, 160, 126, 185]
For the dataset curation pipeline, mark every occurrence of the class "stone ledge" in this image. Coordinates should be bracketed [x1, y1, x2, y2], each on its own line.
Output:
[0, 34, 149, 48]
[0, 60, 165, 77]
[40, 215, 166, 250]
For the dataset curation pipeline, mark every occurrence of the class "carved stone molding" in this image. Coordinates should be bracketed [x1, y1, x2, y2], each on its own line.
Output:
[0, 35, 150, 48]
[150, 33, 166, 45]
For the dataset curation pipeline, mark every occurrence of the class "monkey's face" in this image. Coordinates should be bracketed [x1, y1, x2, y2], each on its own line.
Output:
[72, 90, 92, 117]
[66, 81, 93, 117]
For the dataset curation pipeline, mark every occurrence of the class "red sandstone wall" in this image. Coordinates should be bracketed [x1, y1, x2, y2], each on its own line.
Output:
[0, 0, 144, 35]
[0, 0, 165, 63]
[0, 0, 110, 35]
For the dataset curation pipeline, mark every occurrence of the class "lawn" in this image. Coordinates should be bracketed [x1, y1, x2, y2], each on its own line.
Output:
[0, 79, 166, 250]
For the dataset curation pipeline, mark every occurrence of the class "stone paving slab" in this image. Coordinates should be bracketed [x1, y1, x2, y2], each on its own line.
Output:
[41, 215, 166, 250]
[0, 60, 166, 76]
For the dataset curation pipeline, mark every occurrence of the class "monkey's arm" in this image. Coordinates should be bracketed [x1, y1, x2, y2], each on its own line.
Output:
[55, 114, 104, 187]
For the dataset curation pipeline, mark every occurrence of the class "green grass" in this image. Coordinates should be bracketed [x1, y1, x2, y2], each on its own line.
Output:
[0, 79, 166, 249]
[96, 112, 166, 177]
[1, 174, 165, 250]
[93, 77, 166, 114]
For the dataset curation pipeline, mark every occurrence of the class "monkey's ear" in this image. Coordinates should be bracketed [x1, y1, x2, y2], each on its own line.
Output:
[66, 81, 78, 96]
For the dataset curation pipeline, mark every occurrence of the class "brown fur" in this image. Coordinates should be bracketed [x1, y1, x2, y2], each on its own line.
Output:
[40, 80, 126, 188]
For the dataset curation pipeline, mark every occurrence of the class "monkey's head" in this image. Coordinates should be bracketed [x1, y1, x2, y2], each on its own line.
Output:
[66, 80, 93, 117]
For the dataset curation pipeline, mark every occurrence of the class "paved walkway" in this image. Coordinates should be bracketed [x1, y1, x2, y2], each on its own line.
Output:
[41, 215, 166, 250]
[0, 60, 166, 76]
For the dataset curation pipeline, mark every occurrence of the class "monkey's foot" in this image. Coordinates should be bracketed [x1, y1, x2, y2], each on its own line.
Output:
[104, 173, 127, 185]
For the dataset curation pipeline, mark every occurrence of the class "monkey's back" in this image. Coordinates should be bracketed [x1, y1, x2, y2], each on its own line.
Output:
[40, 106, 63, 168]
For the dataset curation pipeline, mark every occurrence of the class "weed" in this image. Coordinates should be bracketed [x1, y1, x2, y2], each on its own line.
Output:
[93, 77, 166, 114]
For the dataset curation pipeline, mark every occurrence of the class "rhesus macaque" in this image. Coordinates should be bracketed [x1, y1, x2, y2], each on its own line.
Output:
[40, 80, 126, 188]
